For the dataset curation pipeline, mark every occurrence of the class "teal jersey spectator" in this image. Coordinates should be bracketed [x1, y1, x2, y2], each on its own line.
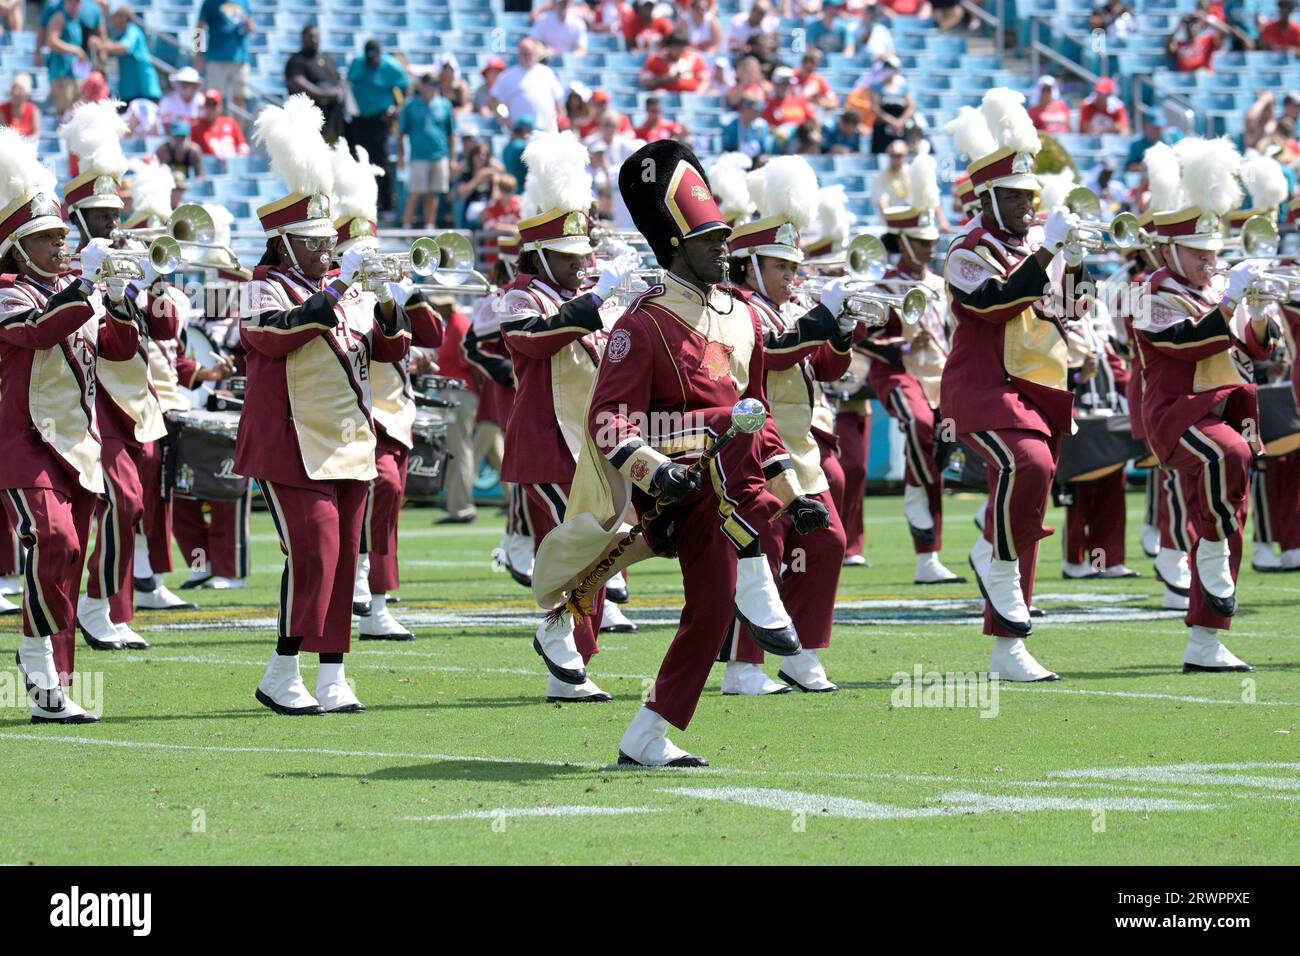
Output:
[43, 3, 84, 81]
[199, 0, 252, 64]
[113, 21, 163, 101]
[43, 0, 100, 33]
[1124, 126, 1184, 169]
[721, 115, 775, 158]
[348, 54, 409, 119]
[502, 136, 529, 189]
[400, 94, 454, 162]
[1224, 0, 1262, 41]
[821, 117, 862, 152]
[804, 15, 855, 54]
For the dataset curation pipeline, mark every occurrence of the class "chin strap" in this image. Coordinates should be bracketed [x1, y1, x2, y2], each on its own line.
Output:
[901, 235, 916, 268]
[988, 187, 1008, 233]
[749, 253, 768, 300]
[14, 242, 61, 281]
[538, 248, 559, 288]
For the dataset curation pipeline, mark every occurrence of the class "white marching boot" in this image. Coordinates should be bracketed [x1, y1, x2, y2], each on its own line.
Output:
[76, 594, 124, 651]
[1182, 625, 1253, 672]
[1062, 560, 1098, 579]
[207, 576, 246, 589]
[16, 637, 99, 723]
[533, 613, 586, 684]
[1163, 588, 1190, 610]
[1195, 538, 1236, 616]
[135, 583, 196, 610]
[914, 551, 965, 584]
[903, 484, 934, 531]
[1154, 547, 1191, 594]
[0, 574, 21, 595]
[969, 534, 992, 581]
[505, 533, 535, 587]
[1140, 524, 1161, 558]
[990, 636, 1059, 681]
[352, 554, 372, 616]
[842, 553, 868, 567]
[358, 594, 415, 641]
[981, 557, 1032, 635]
[113, 621, 151, 650]
[617, 706, 707, 767]
[777, 648, 838, 692]
[255, 654, 324, 715]
[1281, 548, 1300, 570]
[721, 661, 791, 696]
[734, 556, 800, 656]
[599, 600, 637, 633]
[0, 593, 17, 614]
[546, 673, 611, 703]
[1252, 540, 1282, 572]
[316, 662, 366, 713]
[181, 564, 213, 589]
[1099, 563, 1139, 578]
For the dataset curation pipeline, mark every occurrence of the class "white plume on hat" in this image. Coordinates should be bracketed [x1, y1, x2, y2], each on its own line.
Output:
[520, 131, 593, 219]
[1175, 136, 1242, 217]
[707, 152, 754, 222]
[748, 155, 820, 230]
[1239, 152, 1288, 211]
[906, 153, 940, 212]
[127, 160, 175, 220]
[58, 100, 129, 178]
[1143, 142, 1183, 214]
[980, 88, 1041, 156]
[331, 141, 383, 223]
[1037, 168, 1076, 212]
[813, 184, 854, 249]
[943, 106, 997, 163]
[0, 125, 57, 207]
[253, 94, 334, 197]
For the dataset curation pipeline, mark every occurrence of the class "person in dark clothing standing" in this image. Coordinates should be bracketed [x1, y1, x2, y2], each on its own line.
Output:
[344, 39, 408, 215]
[285, 25, 344, 142]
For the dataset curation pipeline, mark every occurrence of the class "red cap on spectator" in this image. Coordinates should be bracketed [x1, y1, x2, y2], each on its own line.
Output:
[205, 88, 223, 105]
[592, 89, 610, 104]
[1093, 77, 1116, 95]
[81, 71, 109, 102]
[483, 57, 507, 74]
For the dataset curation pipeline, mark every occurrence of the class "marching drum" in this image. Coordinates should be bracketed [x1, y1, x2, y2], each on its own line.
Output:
[405, 411, 450, 502]
[1259, 382, 1300, 457]
[1056, 413, 1147, 484]
[166, 409, 248, 500]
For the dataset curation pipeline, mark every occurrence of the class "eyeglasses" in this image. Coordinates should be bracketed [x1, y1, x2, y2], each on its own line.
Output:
[297, 236, 336, 252]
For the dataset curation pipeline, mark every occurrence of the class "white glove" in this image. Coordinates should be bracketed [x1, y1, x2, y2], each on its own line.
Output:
[593, 253, 640, 301]
[105, 276, 127, 303]
[139, 255, 160, 288]
[79, 237, 113, 283]
[1042, 207, 1080, 253]
[339, 240, 378, 287]
[387, 279, 416, 307]
[1223, 259, 1264, 308]
[819, 277, 854, 320]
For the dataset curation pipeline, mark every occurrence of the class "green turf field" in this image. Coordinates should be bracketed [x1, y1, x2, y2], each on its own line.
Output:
[2, 491, 1297, 865]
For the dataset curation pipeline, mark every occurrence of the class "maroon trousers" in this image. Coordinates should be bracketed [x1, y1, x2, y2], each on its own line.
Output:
[173, 493, 252, 579]
[1156, 466, 1196, 553]
[1164, 417, 1251, 630]
[262, 479, 368, 654]
[138, 439, 172, 573]
[966, 427, 1062, 638]
[1063, 468, 1128, 568]
[363, 434, 410, 594]
[85, 438, 145, 624]
[0, 504, 19, 576]
[1251, 450, 1300, 551]
[835, 409, 870, 558]
[880, 376, 944, 553]
[721, 488, 846, 663]
[523, 481, 604, 664]
[3, 486, 96, 684]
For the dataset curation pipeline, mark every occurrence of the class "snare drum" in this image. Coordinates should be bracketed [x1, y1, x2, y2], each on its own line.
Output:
[167, 409, 248, 500]
[405, 411, 449, 501]
[1259, 382, 1300, 457]
[1057, 413, 1147, 484]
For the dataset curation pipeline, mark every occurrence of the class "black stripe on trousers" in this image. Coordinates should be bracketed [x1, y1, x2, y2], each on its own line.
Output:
[889, 389, 932, 486]
[1251, 467, 1270, 544]
[6, 490, 53, 636]
[1181, 429, 1237, 539]
[974, 431, 1016, 562]
[1165, 469, 1193, 554]
[536, 483, 567, 524]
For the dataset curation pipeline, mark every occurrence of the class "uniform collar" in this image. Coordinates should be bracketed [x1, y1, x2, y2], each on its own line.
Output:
[662, 270, 715, 307]
[980, 212, 1029, 249]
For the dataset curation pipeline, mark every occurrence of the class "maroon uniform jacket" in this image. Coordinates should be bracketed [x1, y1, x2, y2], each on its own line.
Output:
[1283, 301, 1300, 407]
[863, 264, 949, 408]
[464, 292, 517, 428]
[1134, 267, 1274, 464]
[96, 282, 182, 447]
[0, 273, 140, 495]
[1118, 262, 1151, 441]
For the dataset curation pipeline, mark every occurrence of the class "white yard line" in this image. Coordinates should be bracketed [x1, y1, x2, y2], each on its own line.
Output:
[398, 806, 668, 822]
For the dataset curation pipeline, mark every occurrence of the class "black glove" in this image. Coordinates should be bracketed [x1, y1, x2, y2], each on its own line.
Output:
[651, 461, 700, 502]
[788, 495, 831, 534]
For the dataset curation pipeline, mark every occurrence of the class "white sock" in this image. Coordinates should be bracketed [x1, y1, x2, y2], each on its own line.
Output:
[318, 662, 343, 686]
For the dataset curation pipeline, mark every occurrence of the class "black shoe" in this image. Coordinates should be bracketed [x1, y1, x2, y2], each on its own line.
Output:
[179, 573, 213, 590]
[254, 688, 325, 716]
[734, 610, 801, 656]
[0, 604, 18, 616]
[970, 560, 1032, 637]
[1182, 661, 1254, 673]
[532, 636, 586, 685]
[617, 750, 709, 768]
[599, 622, 638, 634]
[777, 670, 839, 693]
[436, 514, 477, 525]
[1200, 585, 1236, 618]
[387, 595, 401, 604]
[605, 581, 629, 604]
[352, 601, 372, 618]
[132, 576, 157, 592]
[321, 702, 368, 714]
[31, 711, 101, 724]
[1029, 606, 1045, 619]
[78, 622, 125, 651]
[914, 573, 967, 585]
[547, 690, 613, 703]
[508, 567, 533, 588]
[357, 631, 416, 642]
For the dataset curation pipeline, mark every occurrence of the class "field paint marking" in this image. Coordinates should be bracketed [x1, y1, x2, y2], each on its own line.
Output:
[1051, 763, 1300, 791]
[398, 806, 668, 821]
[999, 685, 1296, 707]
[935, 791, 1219, 813]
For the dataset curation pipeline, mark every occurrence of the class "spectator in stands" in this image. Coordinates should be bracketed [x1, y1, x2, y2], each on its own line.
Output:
[585, 110, 639, 164]
[592, 0, 630, 36]
[560, 82, 593, 132]
[490, 37, 565, 132]
[1124, 108, 1183, 170]
[872, 139, 911, 211]
[346, 39, 408, 215]
[726, 54, 772, 109]
[625, 0, 674, 49]
[869, 56, 914, 154]
[1260, 116, 1300, 164]
[635, 95, 686, 141]
[398, 74, 456, 230]
[683, 0, 724, 55]
[785, 117, 823, 153]
[590, 142, 616, 219]
[726, 0, 780, 55]
[436, 56, 472, 114]
[579, 88, 633, 137]
[1090, 0, 1137, 46]
[192, 89, 248, 158]
[1167, 7, 1228, 71]
[1028, 76, 1072, 134]
[62, 69, 110, 131]
[285, 25, 344, 141]
[1260, 0, 1300, 49]
[533, 0, 588, 56]
[765, 66, 817, 132]
[473, 58, 507, 116]
[1086, 157, 1128, 213]
[1, 74, 39, 141]
[159, 66, 205, 128]
[480, 172, 521, 236]
[796, 50, 838, 111]
[500, 117, 534, 189]
[197, 0, 253, 123]
[1079, 76, 1129, 135]
[806, 0, 857, 55]
[1244, 89, 1280, 149]
[45, 0, 93, 114]
[721, 93, 775, 157]
[457, 138, 506, 227]
[640, 29, 711, 92]
[93, 5, 162, 107]
[0, 0, 23, 38]
[931, 0, 965, 31]
[156, 120, 204, 183]
[821, 107, 864, 153]
[125, 98, 159, 140]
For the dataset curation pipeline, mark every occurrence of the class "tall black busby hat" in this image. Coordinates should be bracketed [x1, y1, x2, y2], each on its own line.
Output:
[617, 140, 730, 267]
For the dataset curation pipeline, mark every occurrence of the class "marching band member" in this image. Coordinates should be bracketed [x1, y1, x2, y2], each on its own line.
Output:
[497, 131, 638, 703]
[238, 96, 413, 715]
[716, 155, 851, 695]
[59, 101, 173, 651]
[1133, 136, 1276, 673]
[0, 125, 142, 721]
[535, 140, 821, 766]
[1270, 229, 1300, 572]
[333, 142, 445, 641]
[864, 152, 966, 585]
[942, 89, 1091, 682]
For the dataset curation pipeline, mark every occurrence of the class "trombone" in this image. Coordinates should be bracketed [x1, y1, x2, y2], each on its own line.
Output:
[410, 232, 492, 293]
[112, 203, 242, 271]
[802, 234, 929, 327]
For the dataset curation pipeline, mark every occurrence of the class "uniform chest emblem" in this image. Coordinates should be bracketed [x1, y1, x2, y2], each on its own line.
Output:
[607, 328, 632, 363]
[701, 339, 734, 382]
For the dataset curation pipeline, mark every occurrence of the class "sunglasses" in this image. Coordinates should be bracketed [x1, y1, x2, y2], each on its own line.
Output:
[297, 236, 337, 252]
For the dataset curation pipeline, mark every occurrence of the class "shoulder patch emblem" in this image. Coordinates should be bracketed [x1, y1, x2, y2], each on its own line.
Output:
[607, 328, 632, 363]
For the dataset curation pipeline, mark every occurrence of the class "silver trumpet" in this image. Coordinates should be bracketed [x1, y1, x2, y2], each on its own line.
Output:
[113, 203, 241, 271]
[69, 236, 183, 280]
[802, 234, 928, 326]
[411, 232, 492, 293]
